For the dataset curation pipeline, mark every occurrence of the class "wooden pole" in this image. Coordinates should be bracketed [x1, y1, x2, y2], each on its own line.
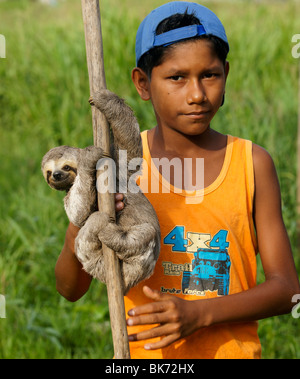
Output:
[81, 0, 130, 359]
[297, 60, 300, 244]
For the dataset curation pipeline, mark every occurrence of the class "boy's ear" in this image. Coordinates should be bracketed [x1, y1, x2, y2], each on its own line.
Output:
[225, 61, 230, 81]
[131, 67, 151, 101]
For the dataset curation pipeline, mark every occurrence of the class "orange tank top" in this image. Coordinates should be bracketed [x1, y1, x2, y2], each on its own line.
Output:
[124, 131, 261, 359]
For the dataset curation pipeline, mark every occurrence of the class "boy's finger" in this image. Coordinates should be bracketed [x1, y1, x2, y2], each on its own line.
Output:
[115, 201, 124, 212]
[127, 306, 172, 326]
[114, 193, 124, 201]
[142, 286, 166, 301]
[114, 193, 125, 212]
[127, 299, 168, 317]
[128, 324, 179, 344]
[144, 333, 180, 350]
[127, 287, 171, 317]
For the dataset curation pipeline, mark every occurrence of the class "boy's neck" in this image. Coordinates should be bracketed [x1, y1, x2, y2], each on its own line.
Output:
[148, 125, 226, 159]
[146, 125, 228, 190]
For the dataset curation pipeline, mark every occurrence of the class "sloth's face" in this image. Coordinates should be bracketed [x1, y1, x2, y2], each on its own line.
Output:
[42, 157, 77, 191]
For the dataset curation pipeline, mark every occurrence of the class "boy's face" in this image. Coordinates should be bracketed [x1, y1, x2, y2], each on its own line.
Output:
[135, 39, 229, 137]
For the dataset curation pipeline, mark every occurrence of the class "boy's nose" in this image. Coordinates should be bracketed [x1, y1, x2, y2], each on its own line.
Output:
[187, 80, 207, 104]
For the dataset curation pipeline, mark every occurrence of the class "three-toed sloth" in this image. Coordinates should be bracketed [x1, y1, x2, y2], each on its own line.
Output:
[41, 90, 160, 294]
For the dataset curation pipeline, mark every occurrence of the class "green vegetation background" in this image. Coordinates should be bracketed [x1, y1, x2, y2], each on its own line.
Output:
[0, 0, 299, 359]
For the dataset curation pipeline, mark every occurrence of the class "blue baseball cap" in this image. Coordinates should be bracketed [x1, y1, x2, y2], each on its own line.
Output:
[135, 1, 229, 65]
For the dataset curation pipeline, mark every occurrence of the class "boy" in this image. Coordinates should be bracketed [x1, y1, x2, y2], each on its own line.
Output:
[55, 2, 300, 359]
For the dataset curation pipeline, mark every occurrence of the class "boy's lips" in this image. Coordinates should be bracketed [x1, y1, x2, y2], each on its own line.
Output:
[183, 110, 211, 119]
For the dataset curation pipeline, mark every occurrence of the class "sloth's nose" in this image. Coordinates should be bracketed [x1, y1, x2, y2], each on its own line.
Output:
[53, 171, 63, 180]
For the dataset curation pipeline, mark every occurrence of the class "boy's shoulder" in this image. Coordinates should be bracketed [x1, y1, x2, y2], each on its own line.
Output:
[252, 142, 275, 174]
[230, 135, 274, 167]
[251, 142, 280, 203]
[227, 135, 276, 187]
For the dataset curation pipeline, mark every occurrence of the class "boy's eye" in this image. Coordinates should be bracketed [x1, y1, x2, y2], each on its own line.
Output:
[203, 72, 218, 79]
[169, 75, 184, 81]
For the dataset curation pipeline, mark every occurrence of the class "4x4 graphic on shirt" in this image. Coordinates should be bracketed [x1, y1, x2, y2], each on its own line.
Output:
[164, 227, 231, 296]
[182, 248, 231, 296]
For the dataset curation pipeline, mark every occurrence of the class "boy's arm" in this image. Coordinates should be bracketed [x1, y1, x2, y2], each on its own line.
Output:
[55, 222, 92, 302]
[55, 194, 125, 302]
[127, 145, 300, 350]
[206, 144, 300, 324]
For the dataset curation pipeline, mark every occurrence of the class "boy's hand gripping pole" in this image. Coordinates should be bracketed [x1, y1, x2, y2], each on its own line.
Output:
[81, 0, 130, 359]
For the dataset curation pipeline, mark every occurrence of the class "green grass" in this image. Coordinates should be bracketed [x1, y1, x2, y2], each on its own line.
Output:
[0, 0, 299, 359]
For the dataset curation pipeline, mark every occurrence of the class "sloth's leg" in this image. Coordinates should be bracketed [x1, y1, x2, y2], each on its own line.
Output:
[89, 90, 142, 162]
[88, 211, 158, 260]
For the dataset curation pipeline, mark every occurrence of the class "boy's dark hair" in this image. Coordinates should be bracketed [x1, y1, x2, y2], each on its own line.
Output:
[137, 11, 229, 78]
